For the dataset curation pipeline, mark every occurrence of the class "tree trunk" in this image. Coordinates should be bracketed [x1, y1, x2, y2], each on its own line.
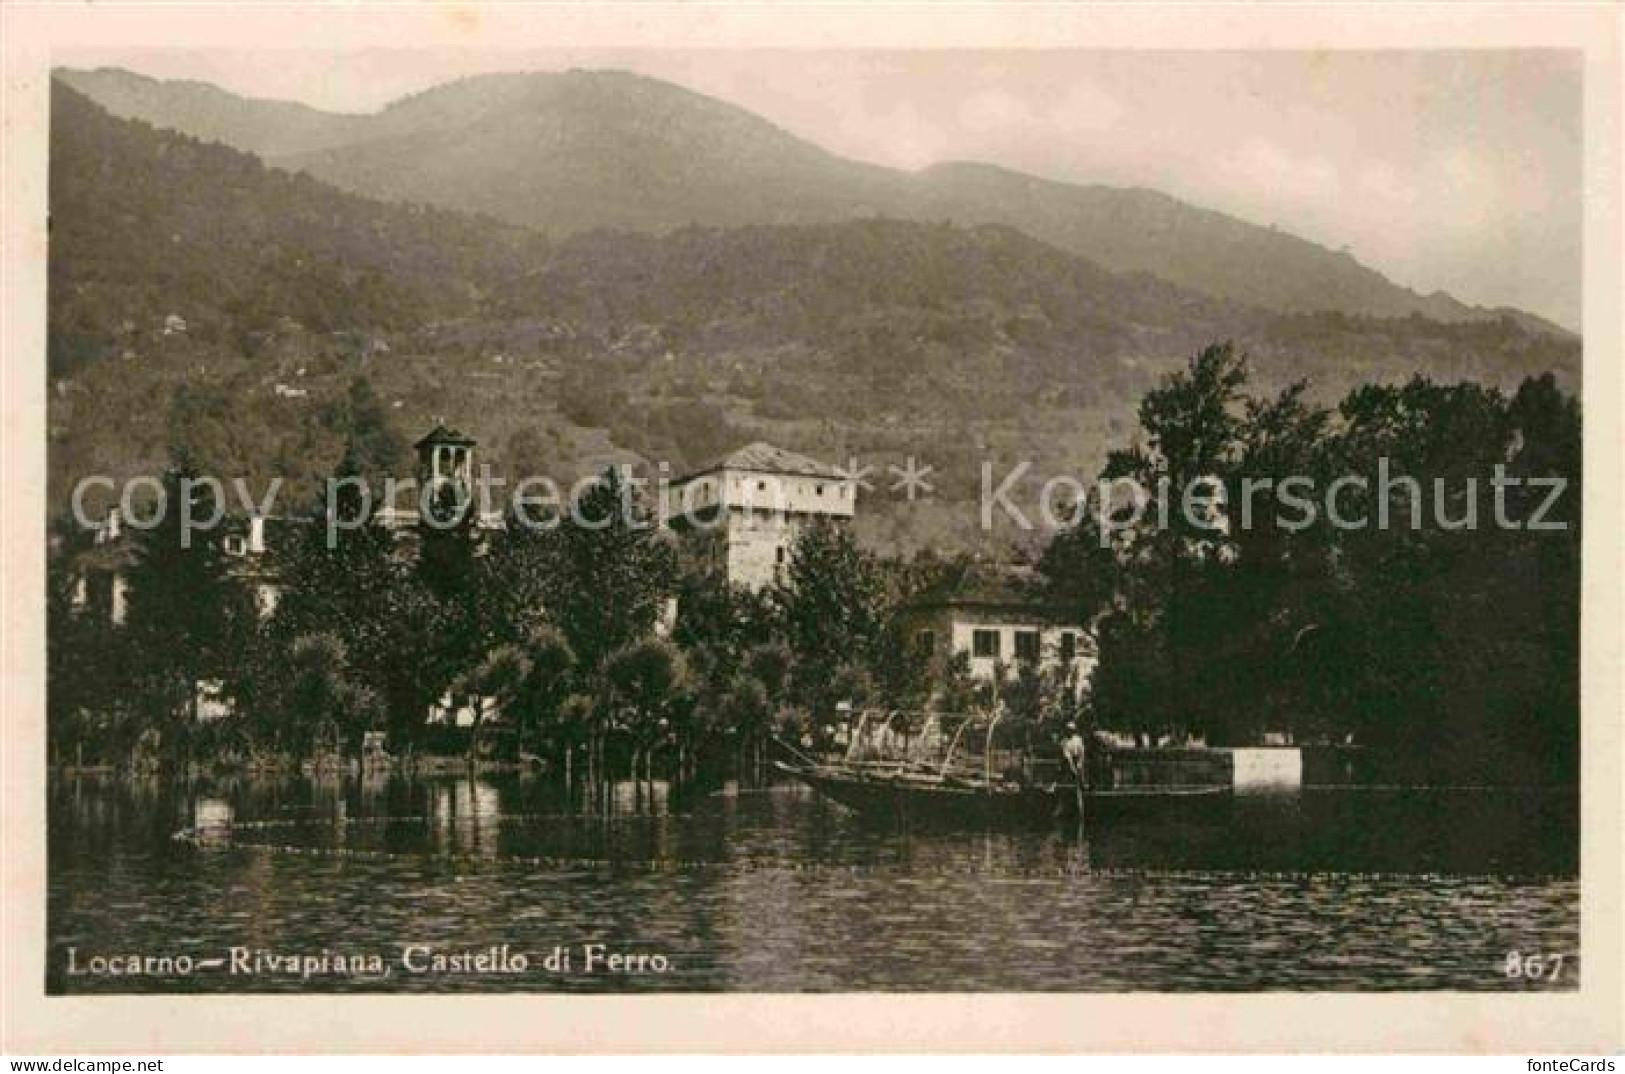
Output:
[592, 732, 605, 806]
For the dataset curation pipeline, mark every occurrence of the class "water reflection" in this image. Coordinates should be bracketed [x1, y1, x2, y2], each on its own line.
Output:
[47, 773, 1579, 993]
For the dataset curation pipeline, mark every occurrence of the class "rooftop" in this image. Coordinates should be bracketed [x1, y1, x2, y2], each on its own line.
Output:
[414, 423, 476, 449]
[906, 562, 1072, 616]
[676, 441, 844, 483]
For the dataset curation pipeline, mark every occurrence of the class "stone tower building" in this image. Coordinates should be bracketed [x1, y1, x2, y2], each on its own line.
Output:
[666, 442, 855, 591]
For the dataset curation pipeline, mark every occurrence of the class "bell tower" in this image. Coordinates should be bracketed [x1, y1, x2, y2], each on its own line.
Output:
[414, 424, 478, 528]
[414, 423, 477, 491]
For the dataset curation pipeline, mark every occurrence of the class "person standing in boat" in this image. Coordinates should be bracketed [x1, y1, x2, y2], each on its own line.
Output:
[1058, 723, 1089, 820]
[1059, 724, 1085, 792]
[1062, 724, 1087, 778]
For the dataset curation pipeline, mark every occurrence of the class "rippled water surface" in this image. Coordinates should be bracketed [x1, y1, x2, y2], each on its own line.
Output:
[48, 774, 1579, 992]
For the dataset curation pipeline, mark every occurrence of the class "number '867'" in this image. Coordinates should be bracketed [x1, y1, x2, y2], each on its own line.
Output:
[1503, 951, 1566, 982]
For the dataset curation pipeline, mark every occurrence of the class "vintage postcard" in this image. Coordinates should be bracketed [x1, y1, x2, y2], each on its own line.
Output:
[2, 1, 1622, 1057]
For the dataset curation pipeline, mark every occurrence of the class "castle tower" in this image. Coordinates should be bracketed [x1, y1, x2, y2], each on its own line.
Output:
[666, 442, 855, 591]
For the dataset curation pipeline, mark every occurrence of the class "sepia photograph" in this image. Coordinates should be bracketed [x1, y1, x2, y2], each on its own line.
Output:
[3, 1, 1623, 1059]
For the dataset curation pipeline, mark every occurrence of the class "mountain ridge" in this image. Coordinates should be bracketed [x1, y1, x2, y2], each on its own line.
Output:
[56, 65, 1570, 335]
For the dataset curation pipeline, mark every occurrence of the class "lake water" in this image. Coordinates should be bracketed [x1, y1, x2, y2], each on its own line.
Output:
[47, 773, 1579, 992]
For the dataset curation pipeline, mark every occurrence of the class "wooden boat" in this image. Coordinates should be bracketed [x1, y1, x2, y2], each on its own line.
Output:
[775, 708, 1229, 824]
[776, 758, 1067, 823]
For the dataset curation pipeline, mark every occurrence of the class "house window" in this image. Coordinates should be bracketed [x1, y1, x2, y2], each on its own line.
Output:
[1060, 631, 1078, 662]
[916, 629, 936, 655]
[775, 546, 786, 565]
[1014, 630, 1041, 663]
[816, 484, 825, 496]
[972, 630, 1000, 659]
[223, 535, 247, 556]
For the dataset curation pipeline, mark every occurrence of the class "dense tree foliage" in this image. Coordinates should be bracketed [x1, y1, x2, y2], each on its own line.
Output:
[1039, 346, 1581, 783]
[116, 461, 258, 763]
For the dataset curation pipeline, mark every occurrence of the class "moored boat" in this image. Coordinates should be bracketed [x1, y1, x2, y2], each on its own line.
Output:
[775, 708, 1230, 824]
[775, 758, 1067, 823]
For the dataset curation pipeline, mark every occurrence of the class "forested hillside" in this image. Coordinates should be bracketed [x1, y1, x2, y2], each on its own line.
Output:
[48, 83, 545, 377]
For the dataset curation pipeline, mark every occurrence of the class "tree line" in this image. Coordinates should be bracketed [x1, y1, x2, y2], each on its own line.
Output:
[47, 449, 949, 784]
[1038, 343, 1580, 784]
[48, 343, 1581, 787]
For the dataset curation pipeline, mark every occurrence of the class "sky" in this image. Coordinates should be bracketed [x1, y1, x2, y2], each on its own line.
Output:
[64, 48, 1584, 329]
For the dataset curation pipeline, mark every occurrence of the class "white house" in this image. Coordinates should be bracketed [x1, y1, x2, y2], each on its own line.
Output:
[901, 564, 1096, 696]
